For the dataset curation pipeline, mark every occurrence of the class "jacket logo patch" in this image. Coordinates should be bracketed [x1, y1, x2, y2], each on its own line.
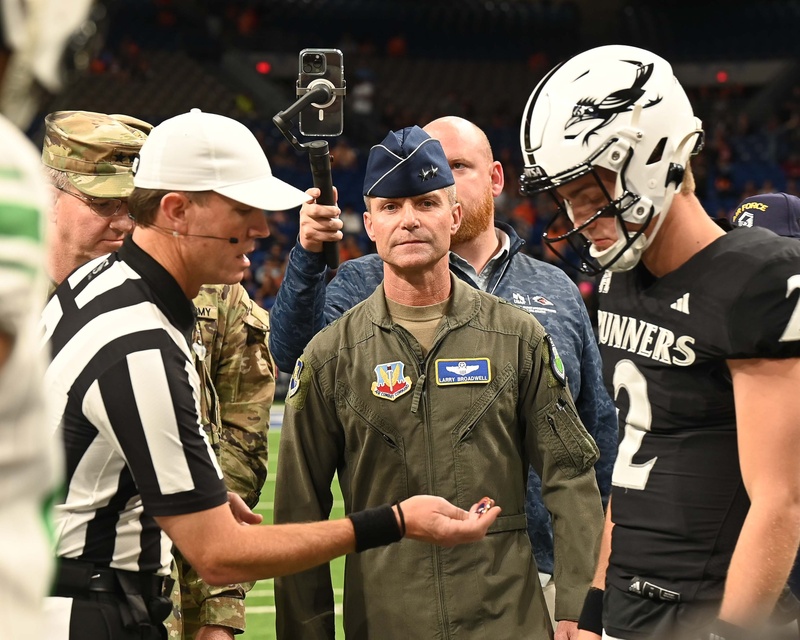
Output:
[287, 359, 304, 398]
[511, 292, 558, 315]
[371, 361, 412, 401]
[435, 358, 491, 385]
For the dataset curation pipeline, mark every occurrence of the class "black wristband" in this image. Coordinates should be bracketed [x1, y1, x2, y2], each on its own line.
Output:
[348, 504, 402, 552]
[393, 500, 406, 537]
[577, 587, 604, 635]
[707, 619, 755, 640]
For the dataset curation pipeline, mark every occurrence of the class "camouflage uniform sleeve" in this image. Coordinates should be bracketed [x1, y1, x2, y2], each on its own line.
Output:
[170, 284, 275, 636]
[209, 283, 274, 507]
[523, 330, 604, 622]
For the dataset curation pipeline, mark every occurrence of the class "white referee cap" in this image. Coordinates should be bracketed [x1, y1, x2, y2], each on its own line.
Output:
[133, 108, 309, 211]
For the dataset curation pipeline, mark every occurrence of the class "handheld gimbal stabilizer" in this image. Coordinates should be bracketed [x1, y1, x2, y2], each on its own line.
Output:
[273, 83, 342, 270]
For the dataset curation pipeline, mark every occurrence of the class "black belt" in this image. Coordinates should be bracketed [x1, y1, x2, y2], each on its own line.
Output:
[53, 557, 173, 632]
[53, 557, 168, 601]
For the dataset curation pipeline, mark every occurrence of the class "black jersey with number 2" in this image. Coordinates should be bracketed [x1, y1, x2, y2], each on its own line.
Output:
[597, 227, 800, 603]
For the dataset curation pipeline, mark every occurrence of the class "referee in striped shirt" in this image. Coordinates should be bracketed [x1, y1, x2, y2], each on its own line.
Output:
[41, 108, 500, 640]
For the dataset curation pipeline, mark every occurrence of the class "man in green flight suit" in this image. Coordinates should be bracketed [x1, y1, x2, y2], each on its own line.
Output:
[273, 125, 604, 639]
[40, 110, 274, 639]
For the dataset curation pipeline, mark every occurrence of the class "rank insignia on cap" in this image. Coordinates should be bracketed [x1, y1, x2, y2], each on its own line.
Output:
[544, 335, 567, 387]
[419, 165, 439, 181]
[435, 358, 491, 386]
[371, 361, 412, 401]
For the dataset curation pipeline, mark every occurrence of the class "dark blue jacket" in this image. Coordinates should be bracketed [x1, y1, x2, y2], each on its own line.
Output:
[270, 222, 617, 574]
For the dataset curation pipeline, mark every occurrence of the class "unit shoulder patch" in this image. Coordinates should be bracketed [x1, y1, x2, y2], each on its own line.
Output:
[286, 358, 311, 409]
[544, 334, 567, 387]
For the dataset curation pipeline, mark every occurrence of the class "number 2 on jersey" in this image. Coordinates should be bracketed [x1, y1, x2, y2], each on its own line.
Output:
[779, 274, 800, 342]
[611, 359, 657, 490]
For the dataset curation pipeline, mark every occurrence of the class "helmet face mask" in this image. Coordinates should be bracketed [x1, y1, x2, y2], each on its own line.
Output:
[525, 140, 655, 275]
[519, 45, 703, 273]
[539, 170, 653, 276]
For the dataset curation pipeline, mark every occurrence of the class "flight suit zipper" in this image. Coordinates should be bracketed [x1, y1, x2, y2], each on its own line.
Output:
[392, 325, 452, 637]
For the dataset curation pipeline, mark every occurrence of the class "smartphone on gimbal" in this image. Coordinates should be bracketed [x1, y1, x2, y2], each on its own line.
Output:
[297, 48, 345, 137]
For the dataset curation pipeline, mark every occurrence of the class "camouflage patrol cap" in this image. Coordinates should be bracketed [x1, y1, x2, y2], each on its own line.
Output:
[42, 110, 152, 198]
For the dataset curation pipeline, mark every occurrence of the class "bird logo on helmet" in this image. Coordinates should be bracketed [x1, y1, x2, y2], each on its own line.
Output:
[565, 61, 663, 144]
[519, 45, 704, 274]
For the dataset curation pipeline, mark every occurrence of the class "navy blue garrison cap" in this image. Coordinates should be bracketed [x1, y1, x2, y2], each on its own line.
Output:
[730, 193, 800, 238]
[363, 125, 454, 198]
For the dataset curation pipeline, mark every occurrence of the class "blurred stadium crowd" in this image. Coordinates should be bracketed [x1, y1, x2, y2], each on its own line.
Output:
[32, 0, 800, 312]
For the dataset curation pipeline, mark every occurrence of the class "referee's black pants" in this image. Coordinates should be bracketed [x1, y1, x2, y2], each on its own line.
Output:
[57, 592, 166, 640]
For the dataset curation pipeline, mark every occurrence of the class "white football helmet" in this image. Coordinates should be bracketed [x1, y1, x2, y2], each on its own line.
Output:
[519, 45, 704, 273]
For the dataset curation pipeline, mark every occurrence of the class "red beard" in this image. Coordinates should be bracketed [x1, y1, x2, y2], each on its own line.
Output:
[452, 188, 494, 245]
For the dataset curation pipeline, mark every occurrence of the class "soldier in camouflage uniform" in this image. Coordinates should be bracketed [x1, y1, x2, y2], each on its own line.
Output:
[171, 282, 274, 639]
[41, 110, 276, 639]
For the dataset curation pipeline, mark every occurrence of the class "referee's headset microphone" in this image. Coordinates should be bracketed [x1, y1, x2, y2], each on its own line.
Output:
[168, 229, 239, 244]
[131, 217, 240, 244]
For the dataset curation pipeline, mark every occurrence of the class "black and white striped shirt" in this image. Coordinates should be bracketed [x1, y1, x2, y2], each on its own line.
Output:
[42, 236, 228, 576]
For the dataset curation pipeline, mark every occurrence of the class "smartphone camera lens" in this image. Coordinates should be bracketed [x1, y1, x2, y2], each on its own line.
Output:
[303, 53, 325, 74]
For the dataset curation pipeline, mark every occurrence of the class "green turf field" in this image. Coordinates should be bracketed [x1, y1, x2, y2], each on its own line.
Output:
[242, 420, 346, 638]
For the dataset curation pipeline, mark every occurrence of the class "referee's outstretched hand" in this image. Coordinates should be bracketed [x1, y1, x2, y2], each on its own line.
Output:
[399, 495, 501, 548]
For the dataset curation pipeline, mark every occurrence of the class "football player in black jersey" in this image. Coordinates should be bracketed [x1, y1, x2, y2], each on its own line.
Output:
[519, 45, 800, 640]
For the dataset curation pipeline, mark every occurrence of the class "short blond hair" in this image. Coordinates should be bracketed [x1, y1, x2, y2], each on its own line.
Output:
[680, 161, 695, 194]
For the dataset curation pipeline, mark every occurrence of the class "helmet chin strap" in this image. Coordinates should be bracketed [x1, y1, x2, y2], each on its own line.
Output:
[598, 160, 686, 272]
[590, 230, 648, 272]
[591, 191, 668, 273]
[592, 151, 682, 274]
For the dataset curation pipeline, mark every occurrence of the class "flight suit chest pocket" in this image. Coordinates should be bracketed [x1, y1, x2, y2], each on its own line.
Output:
[451, 364, 523, 505]
[335, 384, 409, 501]
[537, 396, 599, 479]
[451, 362, 517, 445]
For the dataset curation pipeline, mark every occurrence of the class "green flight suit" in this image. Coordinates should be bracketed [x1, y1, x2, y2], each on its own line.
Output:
[275, 276, 604, 640]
